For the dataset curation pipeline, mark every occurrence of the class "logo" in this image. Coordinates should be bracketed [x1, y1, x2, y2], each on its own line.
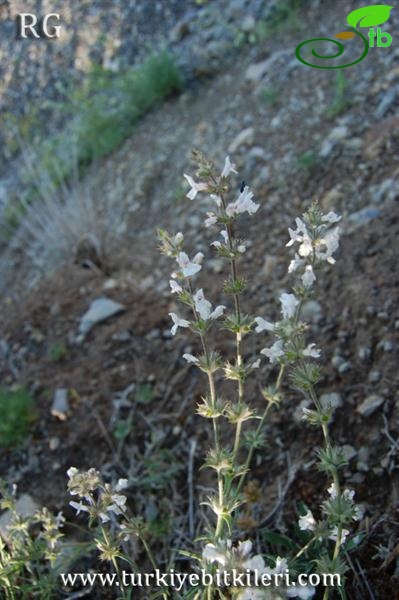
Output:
[16, 13, 61, 39]
[296, 4, 393, 69]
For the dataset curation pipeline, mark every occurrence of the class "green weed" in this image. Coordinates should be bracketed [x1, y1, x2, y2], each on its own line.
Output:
[0, 386, 35, 448]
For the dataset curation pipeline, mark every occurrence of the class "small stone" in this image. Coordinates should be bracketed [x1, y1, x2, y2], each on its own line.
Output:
[112, 331, 131, 343]
[49, 437, 60, 451]
[245, 60, 271, 82]
[51, 389, 70, 421]
[357, 394, 384, 417]
[368, 370, 381, 383]
[0, 494, 39, 541]
[241, 15, 255, 32]
[358, 346, 372, 361]
[342, 444, 357, 461]
[320, 392, 343, 410]
[103, 278, 117, 290]
[320, 126, 348, 158]
[377, 339, 394, 352]
[228, 127, 255, 153]
[79, 298, 125, 337]
[338, 361, 352, 374]
[331, 355, 344, 369]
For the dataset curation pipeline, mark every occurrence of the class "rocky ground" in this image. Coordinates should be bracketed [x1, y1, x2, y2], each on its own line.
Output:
[0, 0, 399, 598]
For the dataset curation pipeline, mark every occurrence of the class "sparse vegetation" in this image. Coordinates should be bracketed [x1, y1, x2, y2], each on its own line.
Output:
[296, 149, 317, 171]
[325, 72, 352, 120]
[0, 387, 35, 448]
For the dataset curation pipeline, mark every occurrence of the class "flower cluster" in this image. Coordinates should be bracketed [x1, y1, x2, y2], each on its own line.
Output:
[67, 467, 128, 524]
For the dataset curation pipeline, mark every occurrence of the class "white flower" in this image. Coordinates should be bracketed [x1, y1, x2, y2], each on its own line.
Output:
[286, 584, 316, 599]
[237, 244, 246, 253]
[261, 340, 284, 364]
[280, 292, 299, 319]
[69, 501, 89, 516]
[205, 212, 218, 228]
[226, 186, 259, 217]
[211, 240, 222, 249]
[183, 174, 207, 200]
[221, 230, 229, 244]
[298, 234, 313, 258]
[221, 155, 238, 178]
[251, 359, 261, 369]
[169, 280, 182, 294]
[211, 194, 222, 208]
[302, 265, 316, 288]
[254, 317, 275, 333]
[298, 509, 316, 532]
[169, 313, 190, 336]
[202, 543, 228, 566]
[108, 494, 127, 515]
[177, 252, 202, 277]
[288, 254, 304, 273]
[173, 232, 184, 244]
[67, 467, 78, 479]
[193, 252, 204, 264]
[237, 589, 267, 600]
[115, 479, 128, 492]
[329, 527, 349, 544]
[183, 353, 199, 364]
[327, 482, 337, 498]
[322, 211, 341, 224]
[210, 305, 226, 319]
[193, 289, 225, 321]
[316, 228, 340, 264]
[303, 343, 321, 358]
[287, 218, 308, 247]
[272, 556, 289, 574]
[194, 289, 212, 320]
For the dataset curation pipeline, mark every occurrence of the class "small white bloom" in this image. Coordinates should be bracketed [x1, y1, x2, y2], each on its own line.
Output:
[108, 494, 127, 515]
[205, 212, 218, 228]
[193, 252, 204, 264]
[299, 509, 316, 532]
[116, 479, 128, 492]
[254, 317, 275, 333]
[287, 218, 308, 247]
[317, 228, 340, 264]
[261, 340, 284, 364]
[329, 527, 349, 544]
[244, 554, 265, 572]
[221, 155, 238, 178]
[173, 232, 184, 245]
[211, 194, 222, 208]
[298, 235, 313, 258]
[202, 543, 228, 566]
[322, 211, 341, 224]
[221, 230, 229, 244]
[280, 292, 299, 319]
[177, 251, 202, 277]
[251, 359, 261, 369]
[169, 313, 190, 336]
[288, 254, 304, 273]
[302, 265, 316, 288]
[183, 174, 207, 200]
[99, 512, 110, 523]
[237, 244, 247, 253]
[303, 343, 321, 358]
[327, 482, 337, 498]
[169, 280, 182, 294]
[69, 501, 89, 515]
[194, 289, 212, 320]
[226, 186, 259, 217]
[67, 467, 78, 479]
[210, 305, 226, 320]
[272, 556, 289, 574]
[211, 241, 222, 249]
[183, 353, 199, 364]
[238, 540, 253, 558]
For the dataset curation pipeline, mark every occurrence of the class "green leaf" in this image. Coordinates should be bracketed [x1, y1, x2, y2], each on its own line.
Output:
[347, 5, 393, 28]
[262, 530, 298, 550]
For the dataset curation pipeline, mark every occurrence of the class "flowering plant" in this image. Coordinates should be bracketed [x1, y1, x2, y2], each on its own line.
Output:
[158, 150, 362, 599]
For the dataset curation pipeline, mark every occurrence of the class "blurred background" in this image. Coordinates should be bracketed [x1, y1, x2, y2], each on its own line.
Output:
[0, 1, 398, 597]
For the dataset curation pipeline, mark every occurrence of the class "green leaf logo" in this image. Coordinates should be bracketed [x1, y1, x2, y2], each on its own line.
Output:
[347, 4, 393, 28]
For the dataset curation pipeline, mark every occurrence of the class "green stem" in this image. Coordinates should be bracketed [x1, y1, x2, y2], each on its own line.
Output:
[140, 536, 158, 572]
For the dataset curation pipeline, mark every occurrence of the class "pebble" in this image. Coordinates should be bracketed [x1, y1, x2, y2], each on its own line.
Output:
[338, 361, 352, 374]
[245, 60, 271, 82]
[320, 392, 343, 410]
[49, 437, 60, 451]
[342, 444, 357, 461]
[262, 254, 278, 277]
[78, 297, 125, 337]
[357, 394, 384, 417]
[368, 370, 381, 383]
[358, 346, 372, 361]
[51, 388, 70, 421]
[377, 339, 394, 352]
[228, 127, 255, 153]
[320, 126, 348, 158]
